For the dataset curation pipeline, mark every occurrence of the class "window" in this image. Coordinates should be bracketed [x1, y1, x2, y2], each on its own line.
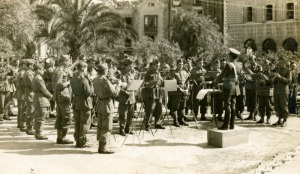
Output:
[262, 39, 277, 53]
[194, 0, 202, 6]
[247, 7, 253, 22]
[283, 38, 298, 52]
[266, 5, 273, 21]
[148, 3, 155, 7]
[125, 17, 132, 25]
[144, 15, 158, 33]
[286, 3, 295, 19]
[125, 38, 132, 48]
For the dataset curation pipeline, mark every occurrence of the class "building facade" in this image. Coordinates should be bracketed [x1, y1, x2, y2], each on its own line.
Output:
[225, 0, 300, 53]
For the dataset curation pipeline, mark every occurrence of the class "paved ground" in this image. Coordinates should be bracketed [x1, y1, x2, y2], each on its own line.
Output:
[1, 109, 300, 174]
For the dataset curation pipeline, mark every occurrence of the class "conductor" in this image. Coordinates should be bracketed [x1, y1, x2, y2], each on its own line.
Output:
[213, 48, 242, 130]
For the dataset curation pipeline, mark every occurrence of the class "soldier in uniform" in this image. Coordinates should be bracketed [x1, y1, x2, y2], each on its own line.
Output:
[70, 61, 94, 148]
[52, 55, 73, 144]
[93, 63, 120, 154]
[87, 58, 98, 128]
[118, 59, 136, 136]
[143, 59, 165, 131]
[213, 48, 242, 130]
[44, 58, 56, 118]
[256, 60, 273, 124]
[16, 59, 28, 131]
[244, 54, 260, 120]
[189, 58, 207, 121]
[168, 59, 190, 127]
[23, 59, 35, 135]
[32, 64, 53, 140]
[272, 58, 291, 127]
[288, 61, 297, 114]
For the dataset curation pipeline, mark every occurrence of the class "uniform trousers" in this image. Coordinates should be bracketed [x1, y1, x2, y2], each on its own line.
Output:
[274, 92, 289, 119]
[17, 100, 26, 128]
[258, 96, 272, 119]
[118, 103, 134, 131]
[26, 102, 35, 129]
[222, 89, 237, 128]
[55, 102, 72, 130]
[33, 107, 49, 134]
[144, 98, 162, 126]
[73, 110, 91, 145]
[97, 113, 113, 143]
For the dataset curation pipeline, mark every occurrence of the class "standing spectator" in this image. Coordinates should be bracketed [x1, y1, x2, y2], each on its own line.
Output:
[52, 55, 73, 144]
[288, 61, 297, 114]
[272, 58, 291, 127]
[93, 63, 120, 154]
[23, 59, 35, 135]
[70, 61, 94, 148]
[32, 64, 52, 140]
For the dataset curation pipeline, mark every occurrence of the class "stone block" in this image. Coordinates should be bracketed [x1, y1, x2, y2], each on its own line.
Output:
[207, 126, 249, 148]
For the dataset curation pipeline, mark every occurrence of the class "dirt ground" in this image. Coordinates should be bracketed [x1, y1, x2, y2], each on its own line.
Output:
[1, 110, 300, 174]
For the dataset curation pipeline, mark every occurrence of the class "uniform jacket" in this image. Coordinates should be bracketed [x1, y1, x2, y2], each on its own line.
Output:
[52, 66, 72, 103]
[143, 69, 164, 100]
[257, 71, 273, 96]
[244, 61, 261, 89]
[0, 66, 13, 93]
[215, 60, 242, 96]
[273, 67, 291, 95]
[118, 72, 136, 104]
[32, 74, 52, 108]
[70, 72, 94, 111]
[23, 69, 35, 102]
[93, 75, 119, 114]
[43, 67, 54, 93]
[169, 69, 189, 96]
[190, 67, 206, 91]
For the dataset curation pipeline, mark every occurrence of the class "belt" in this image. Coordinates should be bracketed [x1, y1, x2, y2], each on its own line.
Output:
[98, 97, 110, 101]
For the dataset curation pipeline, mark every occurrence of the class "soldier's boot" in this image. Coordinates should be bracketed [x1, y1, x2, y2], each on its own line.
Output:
[245, 113, 253, 120]
[125, 125, 133, 134]
[0, 115, 3, 121]
[216, 114, 224, 121]
[236, 111, 242, 119]
[56, 129, 63, 144]
[178, 112, 189, 126]
[281, 118, 287, 127]
[266, 116, 271, 124]
[171, 111, 180, 127]
[35, 131, 48, 140]
[3, 115, 11, 120]
[26, 126, 35, 135]
[200, 114, 207, 121]
[119, 126, 126, 136]
[98, 142, 115, 154]
[229, 114, 235, 130]
[256, 116, 264, 124]
[59, 128, 74, 144]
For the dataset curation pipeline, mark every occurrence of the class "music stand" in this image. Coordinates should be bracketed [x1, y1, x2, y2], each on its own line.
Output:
[155, 80, 177, 134]
[121, 80, 144, 147]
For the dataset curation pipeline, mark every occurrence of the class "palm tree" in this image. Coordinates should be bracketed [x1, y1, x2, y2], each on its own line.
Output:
[34, 0, 137, 60]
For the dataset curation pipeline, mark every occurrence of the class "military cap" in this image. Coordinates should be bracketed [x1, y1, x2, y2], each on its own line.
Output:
[229, 48, 241, 56]
[59, 55, 70, 62]
[76, 60, 87, 69]
[34, 63, 44, 71]
[27, 59, 35, 65]
[123, 59, 133, 66]
[98, 63, 108, 71]
[177, 59, 184, 64]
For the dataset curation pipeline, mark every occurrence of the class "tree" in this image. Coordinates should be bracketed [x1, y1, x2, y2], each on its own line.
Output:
[34, 0, 137, 60]
[133, 36, 183, 67]
[171, 9, 226, 63]
[0, 0, 39, 59]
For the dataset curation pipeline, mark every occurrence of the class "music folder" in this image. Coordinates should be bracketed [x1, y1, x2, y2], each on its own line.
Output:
[164, 80, 177, 92]
[127, 80, 144, 91]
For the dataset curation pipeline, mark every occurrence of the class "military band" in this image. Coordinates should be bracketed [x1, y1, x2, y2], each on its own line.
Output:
[0, 47, 298, 154]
